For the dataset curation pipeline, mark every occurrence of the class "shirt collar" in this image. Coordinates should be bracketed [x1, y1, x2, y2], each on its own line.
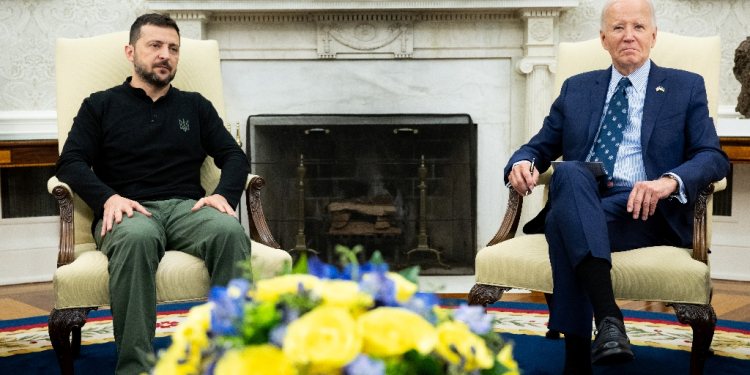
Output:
[123, 77, 175, 102]
[609, 59, 650, 94]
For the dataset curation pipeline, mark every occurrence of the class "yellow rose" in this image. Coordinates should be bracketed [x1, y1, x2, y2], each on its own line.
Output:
[386, 272, 418, 302]
[214, 345, 297, 375]
[358, 307, 437, 357]
[253, 274, 320, 302]
[185, 302, 212, 331]
[153, 306, 212, 375]
[283, 306, 361, 373]
[314, 280, 374, 311]
[435, 321, 494, 371]
[497, 344, 519, 373]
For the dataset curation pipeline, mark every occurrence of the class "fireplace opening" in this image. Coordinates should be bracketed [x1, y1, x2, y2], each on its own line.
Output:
[247, 114, 476, 275]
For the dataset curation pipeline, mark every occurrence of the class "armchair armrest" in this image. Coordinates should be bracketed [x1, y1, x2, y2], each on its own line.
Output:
[245, 174, 281, 249]
[48, 176, 76, 268]
[692, 178, 725, 265]
[485, 167, 554, 247]
[486, 189, 524, 247]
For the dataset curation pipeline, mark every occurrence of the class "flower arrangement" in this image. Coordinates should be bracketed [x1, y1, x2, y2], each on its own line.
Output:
[152, 246, 519, 375]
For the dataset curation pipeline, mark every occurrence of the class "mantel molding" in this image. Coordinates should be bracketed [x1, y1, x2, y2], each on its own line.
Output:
[211, 12, 518, 23]
[0, 111, 58, 141]
[149, 0, 579, 12]
[515, 57, 556, 74]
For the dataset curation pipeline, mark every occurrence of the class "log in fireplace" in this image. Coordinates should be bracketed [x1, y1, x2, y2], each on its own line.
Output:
[247, 114, 476, 275]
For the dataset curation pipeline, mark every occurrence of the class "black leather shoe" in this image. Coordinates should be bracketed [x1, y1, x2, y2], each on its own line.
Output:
[591, 317, 635, 366]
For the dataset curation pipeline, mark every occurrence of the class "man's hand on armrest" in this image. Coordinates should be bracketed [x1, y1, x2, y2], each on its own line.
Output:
[508, 161, 540, 196]
[101, 194, 152, 237]
[191, 194, 237, 218]
[627, 177, 679, 221]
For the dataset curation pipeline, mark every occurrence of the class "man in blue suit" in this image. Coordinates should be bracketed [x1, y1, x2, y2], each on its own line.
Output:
[504, 0, 730, 373]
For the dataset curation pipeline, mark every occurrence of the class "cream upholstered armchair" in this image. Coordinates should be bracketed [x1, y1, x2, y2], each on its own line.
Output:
[469, 33, 726, 375]
[47, 31, 291, 375]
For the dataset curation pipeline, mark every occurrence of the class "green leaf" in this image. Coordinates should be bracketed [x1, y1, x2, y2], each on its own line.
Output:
[399, 266, 421, 285]
[292, 252, 308, 274]
[335, 244, 362, 270]
[370, 250, 385, 265]
[242, 301, 282, 345]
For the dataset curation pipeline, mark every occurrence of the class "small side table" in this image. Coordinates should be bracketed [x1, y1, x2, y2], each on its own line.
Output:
[720, 137, 750, 164]
[0, 140, 59, 168]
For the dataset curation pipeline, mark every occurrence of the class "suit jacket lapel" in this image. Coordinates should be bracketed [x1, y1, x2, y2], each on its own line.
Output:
[641, 63, 666, 162]
[585, 68, 612, 160]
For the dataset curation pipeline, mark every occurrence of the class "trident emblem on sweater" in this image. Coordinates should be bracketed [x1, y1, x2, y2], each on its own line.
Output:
[179, 119, 189, 132]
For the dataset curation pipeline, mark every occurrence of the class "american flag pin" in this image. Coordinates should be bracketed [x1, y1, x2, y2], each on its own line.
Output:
[656, 86, 665, 92]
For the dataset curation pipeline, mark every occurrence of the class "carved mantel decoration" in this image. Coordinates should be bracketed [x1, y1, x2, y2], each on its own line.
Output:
[316, 15, 414, 59]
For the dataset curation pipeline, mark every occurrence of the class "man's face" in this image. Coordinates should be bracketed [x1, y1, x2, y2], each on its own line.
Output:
[600, 0, 657, 76]
[127, 24, 180, 87]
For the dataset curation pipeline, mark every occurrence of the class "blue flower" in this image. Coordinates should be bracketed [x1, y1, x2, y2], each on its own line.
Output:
[344, 354, 385, 375]
[268, 324, 287, 348]
[307, 255, 341, 280]
[454, 304, 493, 335]
[208, 279, 249, 335]
[402, 292, 440, 323]
[359, 271, 397, 307]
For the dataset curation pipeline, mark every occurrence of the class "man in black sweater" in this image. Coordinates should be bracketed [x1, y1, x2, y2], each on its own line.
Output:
[55, 14, 251, 375]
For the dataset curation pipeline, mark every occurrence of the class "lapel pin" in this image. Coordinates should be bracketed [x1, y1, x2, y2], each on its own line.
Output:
[656, 86, 665, 92]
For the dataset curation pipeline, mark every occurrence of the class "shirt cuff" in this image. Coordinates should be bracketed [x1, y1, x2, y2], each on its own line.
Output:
[506, 160, 533, 188]
[663, 172, 687, 204]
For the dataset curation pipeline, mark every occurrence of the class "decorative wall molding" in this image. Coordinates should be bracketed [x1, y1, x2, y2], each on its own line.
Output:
[169, 11, 211, 21]
[317, 20, 413, 58]
[515, 57, 556, 74]
[518, 9, 561, 18]
[0, 111, 58, 141]
[719, 105, 742, 119]
[169, 11, 211, 39]
[210, 12, 517, 24]
[149, 0, 580, 12]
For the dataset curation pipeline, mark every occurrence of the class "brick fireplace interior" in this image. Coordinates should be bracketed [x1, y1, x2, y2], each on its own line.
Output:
[248, 114, 476, 275]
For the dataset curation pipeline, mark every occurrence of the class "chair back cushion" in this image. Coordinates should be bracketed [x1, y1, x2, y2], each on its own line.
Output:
[56, 31, 227, 244]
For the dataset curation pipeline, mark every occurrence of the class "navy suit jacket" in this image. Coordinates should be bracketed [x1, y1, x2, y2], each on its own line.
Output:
[504, 62, 730, 247]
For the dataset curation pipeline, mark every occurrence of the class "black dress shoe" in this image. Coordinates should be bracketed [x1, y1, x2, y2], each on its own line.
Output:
[591, 317, 635, 366]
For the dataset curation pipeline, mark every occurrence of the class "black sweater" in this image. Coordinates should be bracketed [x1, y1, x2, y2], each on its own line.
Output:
[56, 78, 249, 227]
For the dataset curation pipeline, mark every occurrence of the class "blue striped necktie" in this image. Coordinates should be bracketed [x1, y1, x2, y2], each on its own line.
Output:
[592, 77, 631, 188]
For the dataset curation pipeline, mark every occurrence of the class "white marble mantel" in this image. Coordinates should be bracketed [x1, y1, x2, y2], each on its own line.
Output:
[149, 0, 579, 12]
[147, 0, 580, 251]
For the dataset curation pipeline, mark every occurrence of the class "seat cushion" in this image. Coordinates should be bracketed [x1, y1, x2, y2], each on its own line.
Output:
[475, 234, 711, 305]
[53, 240, 292, 309]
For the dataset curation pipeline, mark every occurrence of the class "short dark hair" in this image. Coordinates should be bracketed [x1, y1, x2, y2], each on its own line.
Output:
[129, 13, 180, 45]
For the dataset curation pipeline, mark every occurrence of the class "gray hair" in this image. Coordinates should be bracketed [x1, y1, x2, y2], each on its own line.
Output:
[600, 0, 657, 31]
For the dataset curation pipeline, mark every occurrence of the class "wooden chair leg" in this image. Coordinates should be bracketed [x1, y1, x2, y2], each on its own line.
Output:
[468, 284, 510, 307]
[670, 303, 716, 375]
[48, 307, 97, 375]
[543, 292, 560, 339]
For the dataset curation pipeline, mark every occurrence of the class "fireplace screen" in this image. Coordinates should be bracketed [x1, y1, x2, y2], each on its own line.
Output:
[247, 114, 476, 275]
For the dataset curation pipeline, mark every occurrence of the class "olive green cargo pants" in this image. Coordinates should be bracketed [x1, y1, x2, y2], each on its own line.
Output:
[94, 199, 251, 375]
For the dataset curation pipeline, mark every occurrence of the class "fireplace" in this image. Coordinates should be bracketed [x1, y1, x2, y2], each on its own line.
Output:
[248, 114, 476, 274]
